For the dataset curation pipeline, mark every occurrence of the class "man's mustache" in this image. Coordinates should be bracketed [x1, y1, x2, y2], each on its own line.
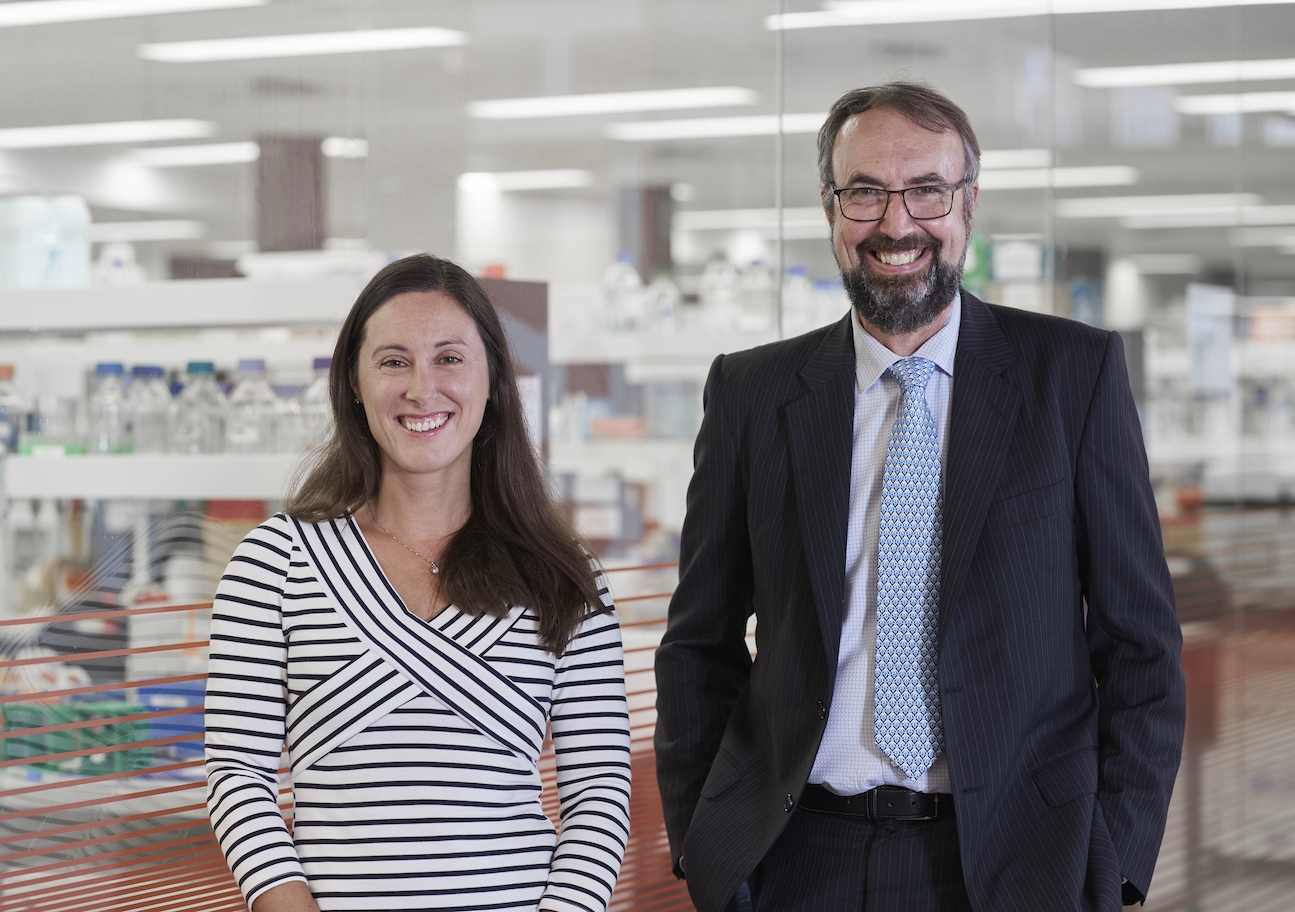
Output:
[855, 233, 939, 259]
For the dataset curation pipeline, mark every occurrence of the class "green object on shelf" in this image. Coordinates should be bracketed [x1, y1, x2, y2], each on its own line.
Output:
[1, 702, 151, 775]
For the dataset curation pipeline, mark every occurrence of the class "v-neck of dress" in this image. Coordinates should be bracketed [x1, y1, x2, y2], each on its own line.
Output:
[343, 509, 461, 631]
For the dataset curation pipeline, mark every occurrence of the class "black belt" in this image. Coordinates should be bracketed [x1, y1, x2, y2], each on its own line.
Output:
[799, 784, 954, 821]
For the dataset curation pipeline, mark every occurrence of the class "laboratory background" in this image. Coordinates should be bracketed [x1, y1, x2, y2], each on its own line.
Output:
[0, 1, 1291, 909]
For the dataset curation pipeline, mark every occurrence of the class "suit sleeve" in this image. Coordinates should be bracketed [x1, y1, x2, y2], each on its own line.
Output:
[653, 353, 755, 877]
[1074, 332, 1186, 903]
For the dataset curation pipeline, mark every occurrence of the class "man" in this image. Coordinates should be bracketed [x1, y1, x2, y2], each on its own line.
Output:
[654, 82, 1185, 912]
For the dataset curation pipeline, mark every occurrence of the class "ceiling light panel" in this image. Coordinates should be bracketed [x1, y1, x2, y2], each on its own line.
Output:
[1175, 91, 1295, 115]
[0, 119, 214, 149]
[1056, 193, 1262, 218]
[139, 27, 468, 63]
[608, 112, 825, 141]
[0, 0, 264, 28]
[1122, 205, 1295, 229]
[977, 166, 1139, 190]
[457, 170, 594, 191]
[468, 88, 758, 120]
[135, 141, 258, 166]
[1074, 58, 1295, 88]
[980, 149, 1052, 169]
[321, 137, 368, 159]
[768, 0, 1295, 30]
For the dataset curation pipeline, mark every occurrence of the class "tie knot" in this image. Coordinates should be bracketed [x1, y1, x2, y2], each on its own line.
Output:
[888, 356, 935, 395]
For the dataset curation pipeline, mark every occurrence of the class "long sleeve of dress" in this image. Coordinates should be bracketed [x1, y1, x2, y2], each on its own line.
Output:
[540, 583, 632, 912]
[205, 515, 306, 906]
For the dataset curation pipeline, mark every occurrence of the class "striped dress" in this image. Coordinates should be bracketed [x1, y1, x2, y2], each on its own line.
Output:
[205, 513, 631, 911]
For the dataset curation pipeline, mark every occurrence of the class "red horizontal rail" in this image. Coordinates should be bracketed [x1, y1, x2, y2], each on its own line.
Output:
[0, 798, 208, 847]
[0, 776, 204, 825]
[2, 814, 213, 863]
[0, 831, 219, 886]
[0, 705, 201, 741]
[0, 640, 208, 670]
[0, 731, 198, 772]
[0, 758, 204, 800]
[0, 601, 212, 630]
[0, 672, 206, 706]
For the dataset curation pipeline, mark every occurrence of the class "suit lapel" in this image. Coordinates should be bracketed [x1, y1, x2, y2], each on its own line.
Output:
[940, 294, 1021, 645]
[784, 313, 855, 671]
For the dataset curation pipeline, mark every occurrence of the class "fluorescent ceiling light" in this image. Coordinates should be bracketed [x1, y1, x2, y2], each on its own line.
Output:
[0, 119, 214, 149]
[672, 206, 829, 239]
[88, 220, 206, 242]
[978, 166, 1138, 190]
[322, 137, 368, 159]
[1075, 58, 1295, 88]
[981, 149, 1051, 169]
[135, 141, 257, 166]
[468, 87, 757, 120]
[1056, 193, 1261, 219]
[457, 169, 594, 191]
[0, 0, 263, 28]
[608, 112, 825, 141]
[769, 0, 1295, 29]
[1122, 205, 1295, 229]
[1232, 226, 1295, 247]
[139, 27, 468, 63]
[1175, 91, 1295, 115]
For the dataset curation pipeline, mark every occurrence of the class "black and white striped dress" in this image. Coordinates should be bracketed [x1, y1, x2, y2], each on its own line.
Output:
[205, 513, 631, 911]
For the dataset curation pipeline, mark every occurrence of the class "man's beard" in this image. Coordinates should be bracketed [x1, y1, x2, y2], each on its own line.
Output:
[840, 232, 966, 335]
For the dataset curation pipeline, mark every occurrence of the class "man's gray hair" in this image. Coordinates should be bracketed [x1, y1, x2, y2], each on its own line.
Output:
[816, 82, 982, 193]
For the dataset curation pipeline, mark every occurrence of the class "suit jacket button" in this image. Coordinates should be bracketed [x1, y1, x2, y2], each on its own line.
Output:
[817, 701, 827, 720]
[784, 794, 794, 812]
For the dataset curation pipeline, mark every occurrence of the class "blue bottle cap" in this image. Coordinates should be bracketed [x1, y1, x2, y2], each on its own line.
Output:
[132, 365, 165, 378]
[95, 362, 125, 375]
[312, 357, 332, 371]
[237, 359, 267, 373]
[186, 361, 215, 375]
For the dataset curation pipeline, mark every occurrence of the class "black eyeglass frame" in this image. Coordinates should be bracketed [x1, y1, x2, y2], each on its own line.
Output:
[830, 177, 973, 223]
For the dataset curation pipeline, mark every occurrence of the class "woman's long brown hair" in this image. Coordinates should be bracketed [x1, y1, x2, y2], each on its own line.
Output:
[286, 254, 605, 654]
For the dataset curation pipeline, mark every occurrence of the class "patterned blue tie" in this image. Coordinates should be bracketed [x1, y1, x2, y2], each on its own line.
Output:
[874, 356, 944, 780]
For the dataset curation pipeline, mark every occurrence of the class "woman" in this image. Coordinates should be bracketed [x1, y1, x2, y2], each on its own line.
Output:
[205, 255, 631, 912]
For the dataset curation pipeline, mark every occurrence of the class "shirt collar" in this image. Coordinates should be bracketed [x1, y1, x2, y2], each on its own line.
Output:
[851, 292, 961, 392]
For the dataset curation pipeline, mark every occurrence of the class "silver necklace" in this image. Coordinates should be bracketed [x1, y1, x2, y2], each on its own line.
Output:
[369, 508, 440, 574]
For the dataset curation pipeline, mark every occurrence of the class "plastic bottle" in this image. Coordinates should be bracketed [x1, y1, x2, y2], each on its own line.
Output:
[602, 251, 643, 331]
[0, 364, 26, 454]
[813, 279, 849, 326]
[301, 357, 332, 446]
[170, 362, 225, 454]
[226, 359, 278, 454]
[698, 252, 740, 331]
[272, 385, 307, 453]
[88, 363, 128, 453]
[126, 365, 172, 454]
[643, 270, 682, 331]
[737, 260, 776, 332]
[782, 266, 815, 335]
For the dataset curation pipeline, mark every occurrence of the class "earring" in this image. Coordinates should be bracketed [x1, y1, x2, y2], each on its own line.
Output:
[354, 398, 361, 404]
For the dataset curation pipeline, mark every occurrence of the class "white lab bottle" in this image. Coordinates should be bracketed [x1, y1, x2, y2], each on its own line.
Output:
[272, 384, 307, 453]
[170, 362, 226, 454]
[301, 357, 332, 446]
[602, 252, 643, 331]
[126, 365, 172, 454]
[698, 252, 740, 332]
[643, 270, 682, 331]
[226, 359, 278, 454]
[87, 362, 128, 454]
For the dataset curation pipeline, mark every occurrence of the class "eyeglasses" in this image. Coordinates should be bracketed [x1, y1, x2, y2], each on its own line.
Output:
[830, 178, 971, 223]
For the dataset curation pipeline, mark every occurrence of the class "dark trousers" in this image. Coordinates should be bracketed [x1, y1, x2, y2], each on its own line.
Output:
[743, 805, 973, 912]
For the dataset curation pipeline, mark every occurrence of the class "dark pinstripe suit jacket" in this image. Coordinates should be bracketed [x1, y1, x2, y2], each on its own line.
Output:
[654, 292, 1186, 912]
